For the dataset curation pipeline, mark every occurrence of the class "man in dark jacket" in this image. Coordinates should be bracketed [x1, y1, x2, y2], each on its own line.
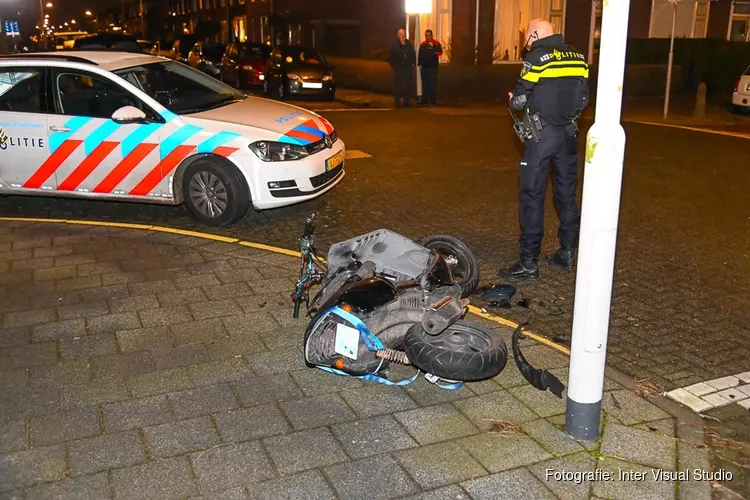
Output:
[417, 29, 443, 105]
[389, 29, 416, 108]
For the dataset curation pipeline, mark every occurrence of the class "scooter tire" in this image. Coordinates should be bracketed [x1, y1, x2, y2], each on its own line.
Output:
[415, 234, 480, 298]
[404, 320, 507, 381]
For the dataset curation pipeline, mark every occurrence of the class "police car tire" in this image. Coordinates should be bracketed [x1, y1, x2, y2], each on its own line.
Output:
[404, 320, 508, 381]
[182, 158, 250, 227]
[416, 234, 480, 298]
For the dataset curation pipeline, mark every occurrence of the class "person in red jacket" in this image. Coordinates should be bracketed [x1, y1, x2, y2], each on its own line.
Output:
[417, 30, 443, 105]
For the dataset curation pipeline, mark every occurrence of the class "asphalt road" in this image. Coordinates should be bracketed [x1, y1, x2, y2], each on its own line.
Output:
[1, 100, 749, 389]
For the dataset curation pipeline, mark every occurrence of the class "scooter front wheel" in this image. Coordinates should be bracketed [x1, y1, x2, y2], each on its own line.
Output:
[404, 320, 507, 381]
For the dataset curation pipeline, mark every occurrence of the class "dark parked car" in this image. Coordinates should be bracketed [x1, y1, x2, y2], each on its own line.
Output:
[72, 33, 145, 53]
[187, 42, 226, 79]
[170, 35, 198, 63]
[264, 45, 335, 101]
[220, 42, 271, 89]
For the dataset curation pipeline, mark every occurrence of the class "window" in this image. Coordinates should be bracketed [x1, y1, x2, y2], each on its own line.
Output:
[0, 68, 45, 113]
[114, 61, 245, 115]
[54, 71, 140, 119]
[282, 47, 326, 65]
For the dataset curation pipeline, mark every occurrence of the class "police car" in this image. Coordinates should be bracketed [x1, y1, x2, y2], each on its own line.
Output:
[0, 51, 345, 226]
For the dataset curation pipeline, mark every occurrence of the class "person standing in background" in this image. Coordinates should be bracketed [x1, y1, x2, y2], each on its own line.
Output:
[418, 29, 443, 105]
[389, 29, 416, 108]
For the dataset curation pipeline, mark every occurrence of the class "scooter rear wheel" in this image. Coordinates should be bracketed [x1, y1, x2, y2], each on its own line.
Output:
[404, 320, 507, 381]
[416, 234, 480, 298]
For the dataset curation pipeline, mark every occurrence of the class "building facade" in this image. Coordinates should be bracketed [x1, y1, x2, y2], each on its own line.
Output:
[166, 0, 249, 43]
[157, 0, 749, 59]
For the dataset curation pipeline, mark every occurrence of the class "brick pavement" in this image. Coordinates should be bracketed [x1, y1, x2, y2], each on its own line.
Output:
[0, 221, 717, 499]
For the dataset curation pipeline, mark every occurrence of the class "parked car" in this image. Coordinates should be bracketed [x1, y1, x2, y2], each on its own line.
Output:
[221, 42, 271, 89]
[72, 33, 144, 53]
[187, 42, 226, 79]
[170, 35, 198, 63]
[0, 51, 345, 226]
[150, 40, 174, 58]
[264, 45, 335, 101]
[732, 63, 750, 114]
[137, 40, 153, 53]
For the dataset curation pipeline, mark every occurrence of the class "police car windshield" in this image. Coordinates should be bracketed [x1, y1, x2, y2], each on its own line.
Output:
[114, 61, 246, 115]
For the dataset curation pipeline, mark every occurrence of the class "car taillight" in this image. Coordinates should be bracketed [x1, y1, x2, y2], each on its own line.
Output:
[734, 79, 740, 92]
[242, 64, 254, 71]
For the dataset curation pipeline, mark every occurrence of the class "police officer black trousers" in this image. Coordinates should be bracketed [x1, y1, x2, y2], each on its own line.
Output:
[519, 125, 580, 259]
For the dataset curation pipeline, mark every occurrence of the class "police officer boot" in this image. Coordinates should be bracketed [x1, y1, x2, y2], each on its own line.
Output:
[546, 247, 576, 272]
[498, 252, 539, 281]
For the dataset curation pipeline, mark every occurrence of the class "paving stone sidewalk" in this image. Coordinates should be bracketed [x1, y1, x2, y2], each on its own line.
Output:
[0, 221, 717, 499]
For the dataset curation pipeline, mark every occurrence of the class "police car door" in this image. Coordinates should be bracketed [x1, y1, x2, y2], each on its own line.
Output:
[43, 67, 163, 198]
[0, 66, 52, 192]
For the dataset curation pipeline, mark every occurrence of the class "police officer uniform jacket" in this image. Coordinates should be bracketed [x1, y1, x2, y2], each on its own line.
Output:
[509, 34, 589, 127]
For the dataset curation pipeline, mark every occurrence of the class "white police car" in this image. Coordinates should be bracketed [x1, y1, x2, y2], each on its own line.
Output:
[0, 51, 345, 226]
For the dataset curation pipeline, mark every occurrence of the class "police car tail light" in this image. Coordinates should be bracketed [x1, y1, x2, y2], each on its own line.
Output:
[249, 141, 309, 162]
[734, 78, 740, 92]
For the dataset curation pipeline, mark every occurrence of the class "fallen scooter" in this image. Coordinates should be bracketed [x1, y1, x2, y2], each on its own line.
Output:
[291, 214, 508, 387]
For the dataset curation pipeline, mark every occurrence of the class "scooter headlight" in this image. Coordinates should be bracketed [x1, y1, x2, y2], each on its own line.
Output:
[249, 141, 309, 161]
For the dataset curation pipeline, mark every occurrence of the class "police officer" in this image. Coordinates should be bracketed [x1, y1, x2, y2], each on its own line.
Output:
[499, 18, 589, 282]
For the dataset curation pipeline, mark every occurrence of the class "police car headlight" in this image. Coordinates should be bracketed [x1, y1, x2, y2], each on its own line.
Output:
[322, 75, 333, 81]
[249, 141, 309, 162]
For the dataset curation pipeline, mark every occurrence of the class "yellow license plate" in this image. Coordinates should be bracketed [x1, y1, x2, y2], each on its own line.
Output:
[325, 151, 344, 171]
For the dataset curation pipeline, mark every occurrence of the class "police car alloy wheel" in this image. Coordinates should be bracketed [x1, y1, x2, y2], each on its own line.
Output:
[182, 159, 250, 226]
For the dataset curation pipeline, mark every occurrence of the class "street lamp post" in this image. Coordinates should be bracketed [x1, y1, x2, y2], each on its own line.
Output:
[85, 10, 99, 33]
[405, 0, 431, 103]
[564, 0, 631, 441]
[663, 0, 678, 119]
[39, 1, 53, 46]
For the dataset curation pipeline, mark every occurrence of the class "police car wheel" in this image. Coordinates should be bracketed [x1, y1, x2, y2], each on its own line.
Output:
[182, 159, 249, 227]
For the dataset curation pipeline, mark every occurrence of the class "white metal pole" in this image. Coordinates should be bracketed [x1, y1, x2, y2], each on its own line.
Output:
[663, 0, 676, 119]
[564, 0, 631, 441]
[587, 0, 596, 64]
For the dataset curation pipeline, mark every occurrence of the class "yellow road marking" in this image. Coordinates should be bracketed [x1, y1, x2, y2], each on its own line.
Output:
[148, 226, 239, 243]
[0, 216, 572, 356]
[238, 241, 303, 258]
[66, 220, 155, 230]
[467, 305, 571, 356]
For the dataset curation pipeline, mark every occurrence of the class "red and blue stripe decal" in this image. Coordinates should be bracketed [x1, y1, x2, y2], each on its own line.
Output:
[279, 119, 329, 146]
[24, 115, 243, 195]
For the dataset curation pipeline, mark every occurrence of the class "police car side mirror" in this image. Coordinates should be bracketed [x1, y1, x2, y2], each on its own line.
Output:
[112, 106, 147, 124]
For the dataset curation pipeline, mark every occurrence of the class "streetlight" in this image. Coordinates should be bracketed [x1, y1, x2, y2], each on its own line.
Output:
[85, 10, 99, 32]
[39, 1, 54, 45]
[405, 0, 432, 102]
[662, 0, 679, 119]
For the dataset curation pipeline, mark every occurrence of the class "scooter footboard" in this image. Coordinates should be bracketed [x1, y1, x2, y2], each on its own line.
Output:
[326, 229, 433, 282]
